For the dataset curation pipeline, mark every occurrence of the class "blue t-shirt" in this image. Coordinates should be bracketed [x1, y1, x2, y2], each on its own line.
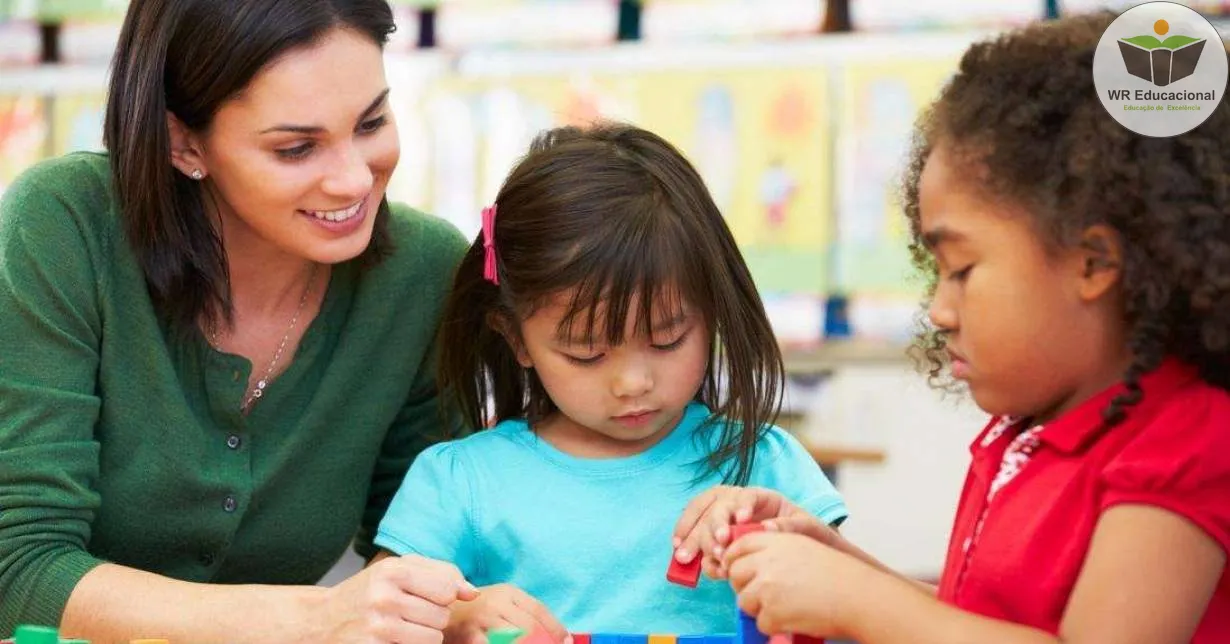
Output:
[374, 402, 847, 634]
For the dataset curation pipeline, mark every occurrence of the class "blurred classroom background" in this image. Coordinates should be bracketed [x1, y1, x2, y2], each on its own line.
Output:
[3, 0, 1228, 584]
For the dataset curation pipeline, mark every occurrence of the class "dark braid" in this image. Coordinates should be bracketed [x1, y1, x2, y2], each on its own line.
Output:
[1103, 324, 1166, 426]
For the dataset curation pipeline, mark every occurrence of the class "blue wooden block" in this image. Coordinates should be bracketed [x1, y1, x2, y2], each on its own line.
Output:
[592, 634, 623, 644]
[677, 635, 707, 644]
[738, 611, 767, 644]
[704, 634, 736, 644]
[619, 635, 648, 644]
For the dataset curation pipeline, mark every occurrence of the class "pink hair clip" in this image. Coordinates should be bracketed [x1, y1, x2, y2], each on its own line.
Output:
[482, 204, 499, 285]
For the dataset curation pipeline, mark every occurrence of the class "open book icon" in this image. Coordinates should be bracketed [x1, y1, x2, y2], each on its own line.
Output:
[1118, 35, 1207, 86]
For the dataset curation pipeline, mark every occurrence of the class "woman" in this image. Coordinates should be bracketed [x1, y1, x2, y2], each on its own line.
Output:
[0, 1, 476, 641]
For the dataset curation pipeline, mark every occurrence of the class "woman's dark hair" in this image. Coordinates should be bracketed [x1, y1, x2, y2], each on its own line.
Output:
[902, 12, 1230, 424]
[104, 0, 397, 332]
[438, 123, 784, 485]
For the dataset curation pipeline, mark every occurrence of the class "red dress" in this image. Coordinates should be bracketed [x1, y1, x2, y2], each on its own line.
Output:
[937, 360, 1230, 640]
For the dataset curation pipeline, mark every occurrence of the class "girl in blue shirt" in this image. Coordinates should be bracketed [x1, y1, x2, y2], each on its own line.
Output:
[375, 123, 846, 642]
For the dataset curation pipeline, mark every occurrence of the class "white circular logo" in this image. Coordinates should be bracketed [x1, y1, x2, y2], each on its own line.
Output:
[1093, 1, 1228, 137]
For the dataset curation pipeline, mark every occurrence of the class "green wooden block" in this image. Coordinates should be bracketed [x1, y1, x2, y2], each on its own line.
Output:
[13, 625, 58, 644]
[488, 628, 527, 644]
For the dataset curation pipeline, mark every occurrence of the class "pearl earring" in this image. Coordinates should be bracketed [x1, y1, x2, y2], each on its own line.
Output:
[190, 169, 203, 180]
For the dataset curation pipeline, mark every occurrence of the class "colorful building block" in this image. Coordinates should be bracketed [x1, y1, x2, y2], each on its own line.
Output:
[12, 625, 58, 644]
[487, 628, 525, 644]
[590, 634, 622, 644]
[666, 553, 702, 588]
[737, 610, 766, 644]
[767, 635, 825, 644]
[518, 626, 558, 644]
[728, 522, 825, 644]
[728, 522, 764, 543]
[571, 634, 592, 644]
[648, 634, 675, 644]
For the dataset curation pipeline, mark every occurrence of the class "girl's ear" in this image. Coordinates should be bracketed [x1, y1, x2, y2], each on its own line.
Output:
[487, 311, 533, 368]
[1076, 224, 1124, 302]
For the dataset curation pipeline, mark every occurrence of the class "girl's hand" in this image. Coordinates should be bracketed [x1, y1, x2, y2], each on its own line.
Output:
[672, 486, 809, 579]
[444, 583, 570, 644]
[724, 532, 878, 639]
[762, 514, 843, 549]
[318, 554, 480, 644]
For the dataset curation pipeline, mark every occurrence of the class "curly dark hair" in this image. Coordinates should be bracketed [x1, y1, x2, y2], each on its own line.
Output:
[902, 12, 1230, 426]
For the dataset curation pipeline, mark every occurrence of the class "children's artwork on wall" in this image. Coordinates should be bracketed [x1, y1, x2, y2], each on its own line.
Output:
[50, 92, 105, 155]
[636, 67, 832, 295]
[414, 64, 832, 294]
[833, 57, 957, 340]
[0, 94, 49, 196]
[692, 85, 737, 215]
[835, 58, 955, 297]
[416, 73, 637, 236]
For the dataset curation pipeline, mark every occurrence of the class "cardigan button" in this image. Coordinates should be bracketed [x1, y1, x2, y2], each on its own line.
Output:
[223, 496, 238, 513]
[199, 551, 215, 566]
[226, 434, 241, 450]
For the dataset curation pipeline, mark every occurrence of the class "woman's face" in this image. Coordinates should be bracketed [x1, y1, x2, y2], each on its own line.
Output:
[183, 27, 399, 266]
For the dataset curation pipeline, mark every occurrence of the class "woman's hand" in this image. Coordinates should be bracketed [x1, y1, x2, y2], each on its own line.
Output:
[444, 583, 570, 644]
[317, 553, 479, 643]
[672, 486, 816, 579]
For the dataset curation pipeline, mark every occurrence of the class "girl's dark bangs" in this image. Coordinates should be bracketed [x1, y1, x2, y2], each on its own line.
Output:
[557, 209, 703, 346]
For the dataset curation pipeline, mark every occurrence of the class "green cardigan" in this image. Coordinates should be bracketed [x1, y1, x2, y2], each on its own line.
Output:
[0, 152, 468, 631]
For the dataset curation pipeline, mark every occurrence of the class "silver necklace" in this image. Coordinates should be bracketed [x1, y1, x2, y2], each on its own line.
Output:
[208, 264, 318, 412]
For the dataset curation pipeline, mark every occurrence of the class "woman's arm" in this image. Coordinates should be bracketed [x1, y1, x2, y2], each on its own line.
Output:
[62, 565, 324, 642]
[62, 556, 477, 644]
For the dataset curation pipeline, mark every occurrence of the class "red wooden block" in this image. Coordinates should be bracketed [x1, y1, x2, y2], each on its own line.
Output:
[572, 634, 592, 644]
[793, 635, 825, 644]
[729, 522, 765, 543]
[666, 552, 702, 587]
[520, 625, 558, 644]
